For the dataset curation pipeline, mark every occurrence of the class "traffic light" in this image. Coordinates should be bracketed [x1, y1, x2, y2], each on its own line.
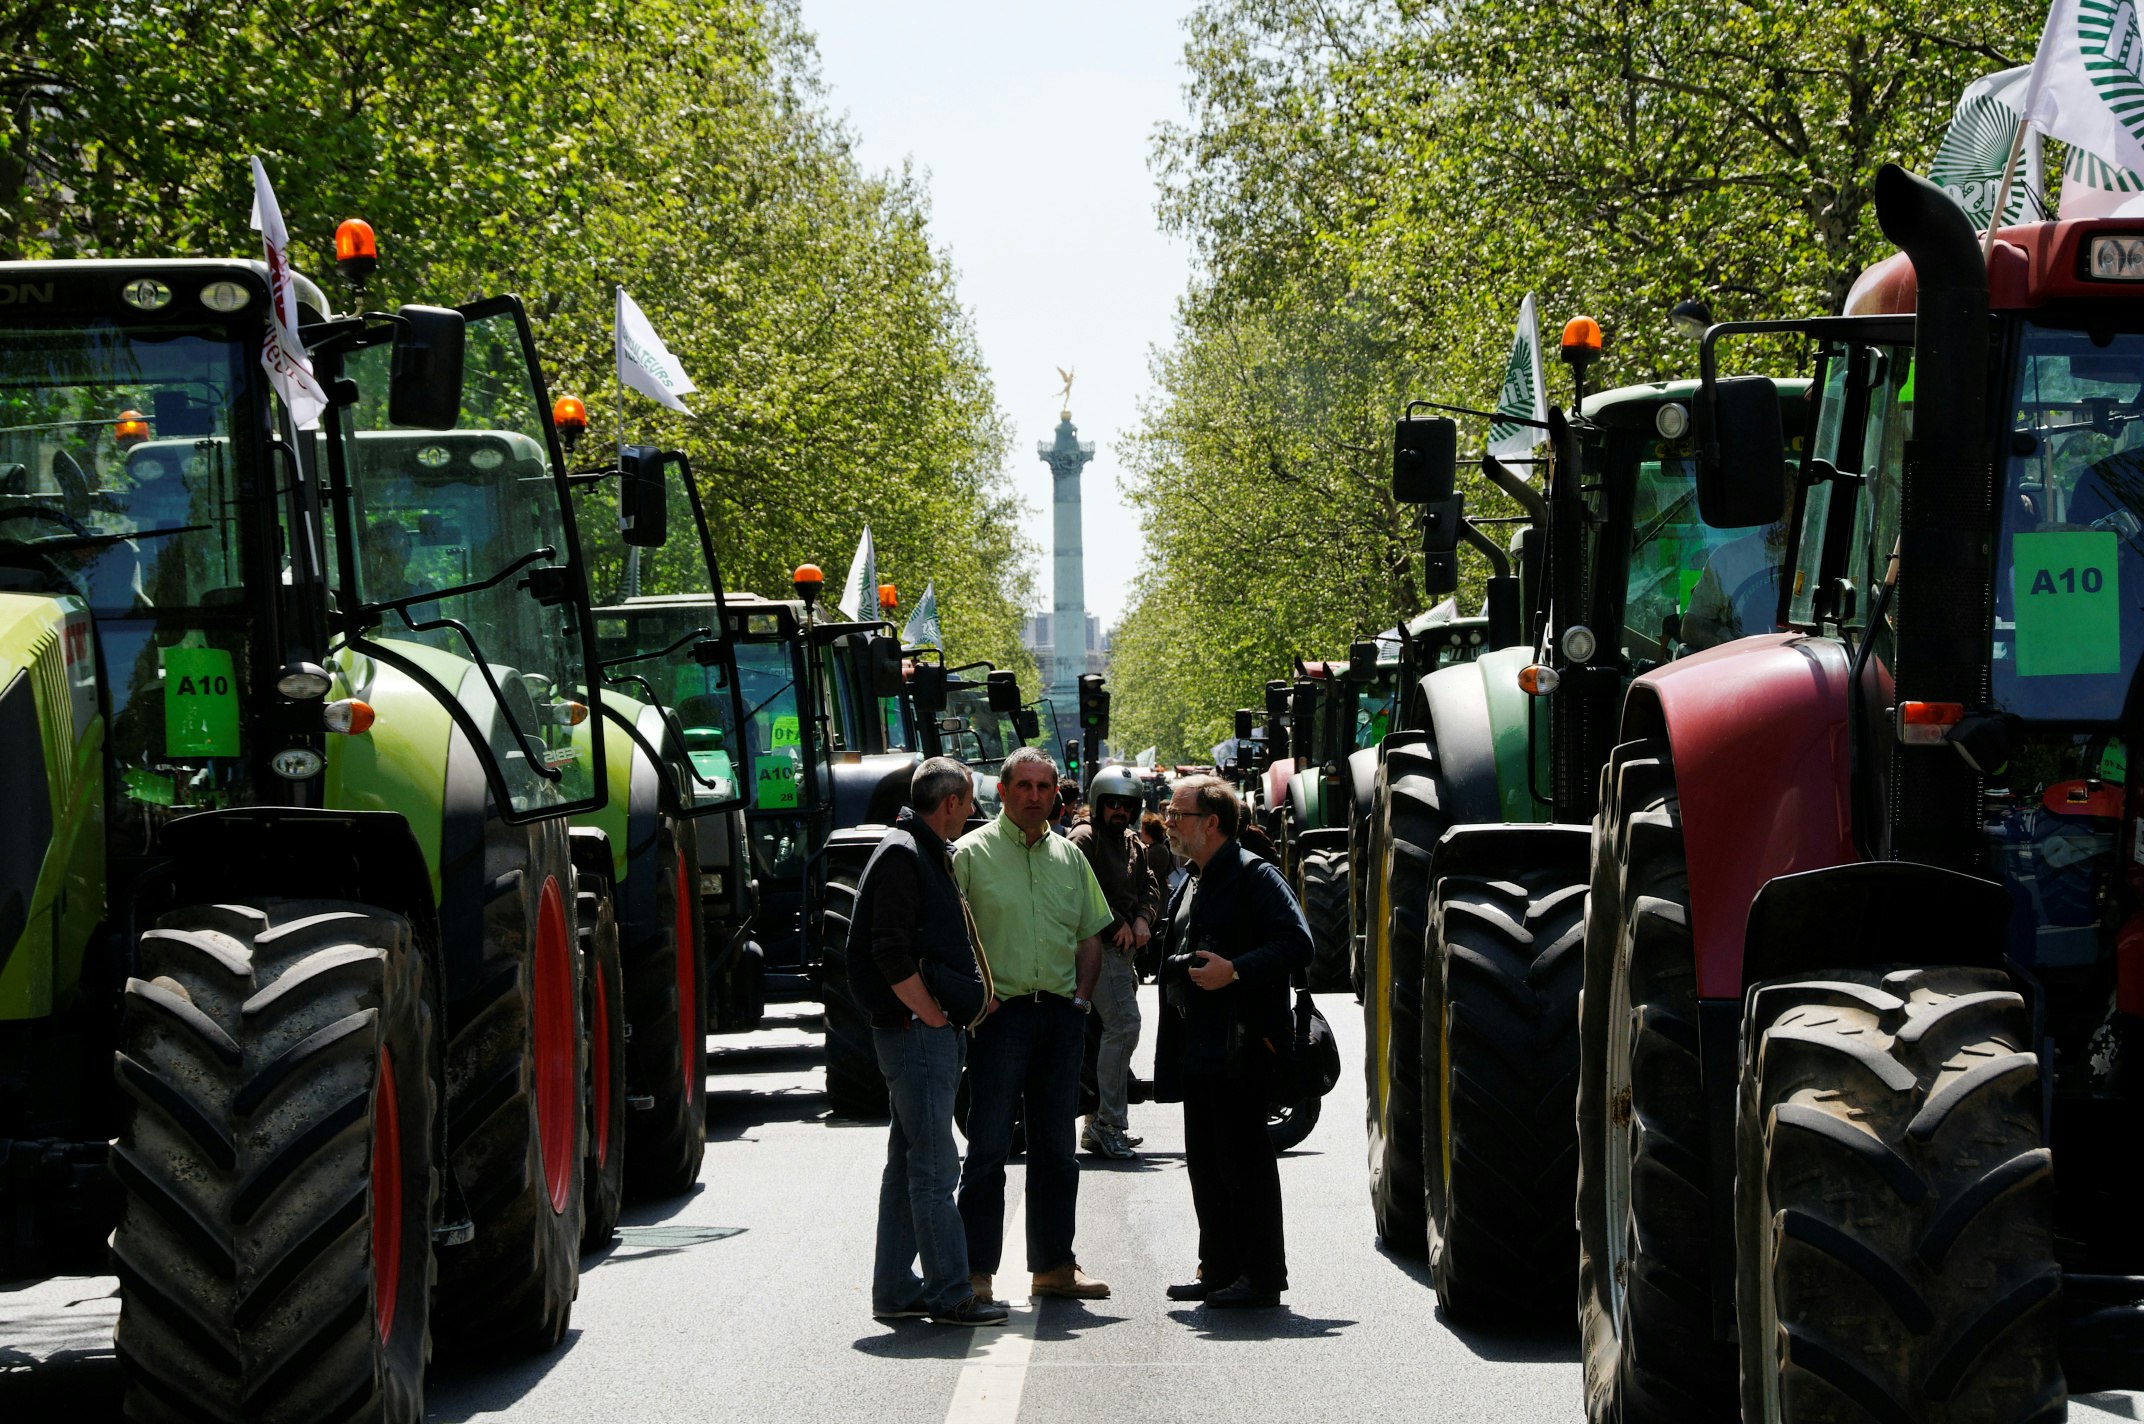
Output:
[1076, 673, 1110, 739]
[1062, 739, 1082, 780]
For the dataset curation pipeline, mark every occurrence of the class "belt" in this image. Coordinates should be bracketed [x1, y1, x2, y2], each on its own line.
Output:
[1003, 989, 1073, 1006]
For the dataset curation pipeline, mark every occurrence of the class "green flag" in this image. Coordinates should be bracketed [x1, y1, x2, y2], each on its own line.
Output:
[1928, 65, 2046, 227]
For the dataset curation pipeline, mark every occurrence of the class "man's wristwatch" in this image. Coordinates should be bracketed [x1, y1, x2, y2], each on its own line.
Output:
[1071, 994, 1091, 1014]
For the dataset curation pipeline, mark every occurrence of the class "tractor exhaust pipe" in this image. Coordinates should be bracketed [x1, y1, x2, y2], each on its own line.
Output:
[1869, 163, 1996, 871]
[1873, 163, 1987, 447]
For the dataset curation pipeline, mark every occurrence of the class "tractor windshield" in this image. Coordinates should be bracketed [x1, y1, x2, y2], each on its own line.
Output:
[1624, 439, 1782, 658]
[0, 324, 250, 615]
[1993, 320, 2144, 723]
[591, 600, 745, 805]
[334, 302, 599, 813]
[946, 681, 1018, 771]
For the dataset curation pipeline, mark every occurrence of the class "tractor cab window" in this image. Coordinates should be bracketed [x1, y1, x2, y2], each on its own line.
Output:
[1992, 322, 2144, 723]
[1792, 343, 1904, 636]
[736, 636, 807, 809]
[0, 321, 269, 828]
[0, 324, 248, 616]
[1350, 674, 1398, 750]
[1624, 436, 1778, 659]
[591, 602, 747, 808]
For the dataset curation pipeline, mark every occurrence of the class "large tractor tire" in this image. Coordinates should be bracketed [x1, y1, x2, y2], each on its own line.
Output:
[1421, 866, 1585, 1323]
[1577, 740, 1735, 1422]
[579, 878, 626, 1249]
[435, 821, 585, 1357]
[1298, 847, 1352, 994]
[1736, 968, 2062, 1423]
[1365, 738, 1449, 1256]
[111, 900, 437, 1424]
[620, 818, 708, 1199]
[819, 827, 890, 1121]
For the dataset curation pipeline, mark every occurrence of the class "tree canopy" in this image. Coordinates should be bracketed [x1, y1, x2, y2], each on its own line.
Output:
[1110, 0, 2042, 760]
[4, 0, 1037, 679]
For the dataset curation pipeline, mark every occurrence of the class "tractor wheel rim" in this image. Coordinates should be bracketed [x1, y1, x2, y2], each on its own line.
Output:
[592, 945, 613, 1167]
[534, 876, 575, 1212]
[1603, 923, 1636, 1328]
[371, 1050, 403, 1343]
[675, 851, 697, 1101]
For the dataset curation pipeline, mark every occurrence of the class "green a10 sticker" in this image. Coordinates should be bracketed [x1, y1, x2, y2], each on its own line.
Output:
[164, 645, 241, 756]
[755, 756, 799, 809]
[2014, 531, 2121, 678]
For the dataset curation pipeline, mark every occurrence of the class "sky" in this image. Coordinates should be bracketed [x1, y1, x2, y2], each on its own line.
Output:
[797, 0, 1197, 632]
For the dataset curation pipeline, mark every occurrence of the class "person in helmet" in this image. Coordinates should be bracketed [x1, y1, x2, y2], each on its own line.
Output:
[1067, 764, 1164, 1159]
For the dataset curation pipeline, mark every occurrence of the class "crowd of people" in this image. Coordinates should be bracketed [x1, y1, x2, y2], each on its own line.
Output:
[847, 749, 1313, 1325]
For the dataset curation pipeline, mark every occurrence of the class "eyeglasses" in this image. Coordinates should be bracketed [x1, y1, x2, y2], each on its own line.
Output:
[1161, 806, 1213, 822]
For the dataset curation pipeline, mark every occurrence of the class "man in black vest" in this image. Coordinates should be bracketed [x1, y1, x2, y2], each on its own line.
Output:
[850, 757, 1006, 1327]
[1155, 773, 1312, 1309]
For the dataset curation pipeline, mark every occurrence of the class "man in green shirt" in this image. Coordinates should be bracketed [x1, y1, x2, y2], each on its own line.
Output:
[954, 746, 1115, 1302]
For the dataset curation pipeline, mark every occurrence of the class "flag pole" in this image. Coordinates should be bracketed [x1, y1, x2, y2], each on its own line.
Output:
[616, 283, 641, 600]
[1983, 114, 2031, 262]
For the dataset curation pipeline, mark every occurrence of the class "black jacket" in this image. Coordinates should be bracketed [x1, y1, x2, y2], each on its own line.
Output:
[846, 808, 984, 1028]
[1154, 838, 1313, 1100]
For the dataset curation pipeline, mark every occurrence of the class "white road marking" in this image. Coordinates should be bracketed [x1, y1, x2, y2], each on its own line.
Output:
[945, 1188, 1036, 1424]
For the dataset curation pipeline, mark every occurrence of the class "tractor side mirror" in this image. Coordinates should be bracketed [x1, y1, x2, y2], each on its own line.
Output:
[1014, 707, 1040, 740]
[911, 661, 947, 713]
[1695, 375, 1788, 528]
[618, 444, 669, 548]
[1422, 549, 1459, 597]
[1234, 708, 1256, 742]
[1422, 494, 1463, 556]
[388, 305, 466, 430]
[867, 633, 903, 698]
[1393, 417, 1458, 503]
[1347, 640, 1380, 683]
[986, 669, 1021, 712]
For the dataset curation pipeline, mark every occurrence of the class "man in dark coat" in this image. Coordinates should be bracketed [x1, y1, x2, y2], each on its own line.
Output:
[1154, 773, 1313, 1309]
[847, 756, 1005, 1328]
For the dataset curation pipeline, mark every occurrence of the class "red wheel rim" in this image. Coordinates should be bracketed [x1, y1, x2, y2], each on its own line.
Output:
[370, 1050, 402, 1343]
[591, 946, 613, 1167]
[674, 852, 698, 1101]
[534, 876, 575, 1212]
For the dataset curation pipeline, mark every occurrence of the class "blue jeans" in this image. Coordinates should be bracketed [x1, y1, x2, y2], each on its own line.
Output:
[958, 995, 1085, 1274]
[873, 1023, 970, 1314]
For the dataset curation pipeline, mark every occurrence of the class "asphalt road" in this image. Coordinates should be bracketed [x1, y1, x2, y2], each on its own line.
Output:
[4, 987, 2140, 1423]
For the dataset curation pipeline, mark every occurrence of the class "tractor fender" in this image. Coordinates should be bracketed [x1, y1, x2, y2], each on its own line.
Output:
[1263, 757, 1295, 813]
[1348, 745, 1380, 830]
[830, 751, 914, 831]
[1286, 766, 1322, 843]
[1742, 862, 2012, 986]
[1620, 633, 1856, 1000]
[143, 807, 441, 957]
[604, 700, 669, 932]
[1418, 645, 1540, 827]
[1295, 827, 1348, 856]
[1429, 822, 1589, 887]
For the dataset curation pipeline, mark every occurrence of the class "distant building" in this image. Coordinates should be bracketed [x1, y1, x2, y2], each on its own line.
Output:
[1022, 611, 1109, 680]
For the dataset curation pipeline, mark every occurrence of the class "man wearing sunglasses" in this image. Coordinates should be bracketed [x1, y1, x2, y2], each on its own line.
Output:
[1154, 774, 1313, 1309]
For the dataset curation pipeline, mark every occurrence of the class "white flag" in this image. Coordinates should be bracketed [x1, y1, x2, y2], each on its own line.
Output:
[837, 525, 877, 620]
[2020, 0, 2144, 189]
[248, 157, 329, 430]
[901, 579, 942, 647]
[1136, 746, 1157, 769]
[1487, 294, 1547, 460]
[2063, 142, 2144, 216]
[615, 287, 696, 414]
[1929, 66, 2049, 226]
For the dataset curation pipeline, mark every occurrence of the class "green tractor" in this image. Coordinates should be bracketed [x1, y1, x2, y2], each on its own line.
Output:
[1360, 324, 1807, 1323]
[0, 242, 617, 1418]
[652, 572, 909, 1118]
[558, 429, 757, 1229]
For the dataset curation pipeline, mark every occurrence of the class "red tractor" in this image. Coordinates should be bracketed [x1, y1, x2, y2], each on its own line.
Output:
[1576, 164, 2144, 1421]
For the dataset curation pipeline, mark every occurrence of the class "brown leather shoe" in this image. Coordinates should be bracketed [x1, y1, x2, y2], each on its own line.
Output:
[1031, 1263, 1110, 1299]
[969, 1273, 995, 1303]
